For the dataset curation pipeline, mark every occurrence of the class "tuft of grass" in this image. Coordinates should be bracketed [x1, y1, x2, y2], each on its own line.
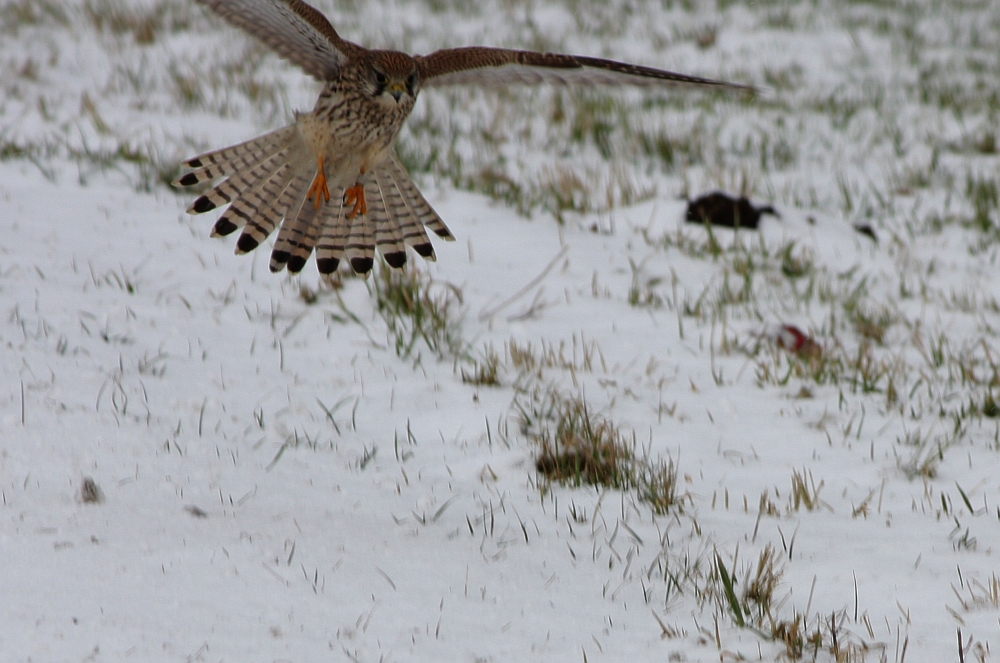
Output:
[710, 546, 848, 659]
[461, 345, 501, 386]
[743, 544, 782, 623]
[627, 258, 665, 309]
[779, 241, 813, 279]
[981, 393, 1000, 418]
[298, 276, 343, 305]
[520, 388, 681, 515]
[370, 263, 466, 362]
[895, 428, 957, 481]
[843, 296, 896, 345]
[965, 173, 999, 234]
[87, 262, 140, 294]
[506, 336, 603, 380]
[788, 468, 829, 513]
[953, 574, 1000, 612]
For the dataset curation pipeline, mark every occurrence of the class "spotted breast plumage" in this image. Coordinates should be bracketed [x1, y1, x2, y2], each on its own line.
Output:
[174, 0, 751, 276]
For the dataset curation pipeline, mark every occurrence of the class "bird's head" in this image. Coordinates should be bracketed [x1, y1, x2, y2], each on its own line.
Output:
[367, 51, 419, 107]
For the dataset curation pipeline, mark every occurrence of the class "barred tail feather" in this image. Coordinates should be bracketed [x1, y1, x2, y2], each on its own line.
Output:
[369, 166, 432, 260]
[268, 184, 321, 273]
[385, 152, 455, 242]
[268, 172, 330, 273]
[211, 161, 294, 237]
[187, 149, 290, 216]
[345, 202, 375, 275]
[234, 170, 311, 255]
[364, 178, 407, 269]
[371, 156, 437, 260]
[315, 199, 350, 275]
[173, 125, 296, 187]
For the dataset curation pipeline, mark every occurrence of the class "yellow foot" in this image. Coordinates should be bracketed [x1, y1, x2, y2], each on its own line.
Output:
[344, 183, 368, 219]
[307, 156, 331, 209]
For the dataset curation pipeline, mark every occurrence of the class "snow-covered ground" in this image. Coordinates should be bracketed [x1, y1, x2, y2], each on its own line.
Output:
[3, 0, 1000, 660]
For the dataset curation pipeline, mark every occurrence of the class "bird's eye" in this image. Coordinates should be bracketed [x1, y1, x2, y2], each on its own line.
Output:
[373, 70, 388, 85]
[406, 72, 418, 91]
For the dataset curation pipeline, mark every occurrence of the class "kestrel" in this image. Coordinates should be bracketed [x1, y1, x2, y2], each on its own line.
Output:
[174, 0, 750, 276]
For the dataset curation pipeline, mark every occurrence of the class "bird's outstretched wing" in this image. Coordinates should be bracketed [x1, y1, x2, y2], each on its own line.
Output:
[416, 47, 752, 91]
[194, 0, 360, 81]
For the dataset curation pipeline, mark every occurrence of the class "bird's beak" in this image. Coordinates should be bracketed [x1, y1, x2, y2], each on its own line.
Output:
[387, 81, 406, 102]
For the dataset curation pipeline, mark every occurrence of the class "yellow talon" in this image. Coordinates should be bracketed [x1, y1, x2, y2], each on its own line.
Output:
[307, 155, 331, 209]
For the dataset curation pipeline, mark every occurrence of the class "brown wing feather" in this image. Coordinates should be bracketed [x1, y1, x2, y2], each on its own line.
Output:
[416, 47, 752, 91]
[194, 0, 361, 81]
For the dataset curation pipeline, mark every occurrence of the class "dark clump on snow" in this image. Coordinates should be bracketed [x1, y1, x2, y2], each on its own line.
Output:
[853, 223, 878, 242]
[535, 433, 629, 488]
[79, 477, 104, 504]
[685, 191, 780, 229]
[528, 394, 681, 515]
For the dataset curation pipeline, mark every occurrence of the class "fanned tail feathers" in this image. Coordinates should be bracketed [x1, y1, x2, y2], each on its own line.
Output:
[300, 155, 454, 276]
[383, 153, 455, 244]
[176, 130, 453, 275]
[211, 160, 294, 238]
[173, 126, 296, 189]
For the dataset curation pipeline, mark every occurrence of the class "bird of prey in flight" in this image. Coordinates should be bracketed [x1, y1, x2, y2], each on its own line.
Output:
[175, 0, 751, 275]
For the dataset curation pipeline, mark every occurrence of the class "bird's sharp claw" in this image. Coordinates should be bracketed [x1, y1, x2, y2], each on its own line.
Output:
[308, 156, 331, 209]
[344, 184, 367, 219]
